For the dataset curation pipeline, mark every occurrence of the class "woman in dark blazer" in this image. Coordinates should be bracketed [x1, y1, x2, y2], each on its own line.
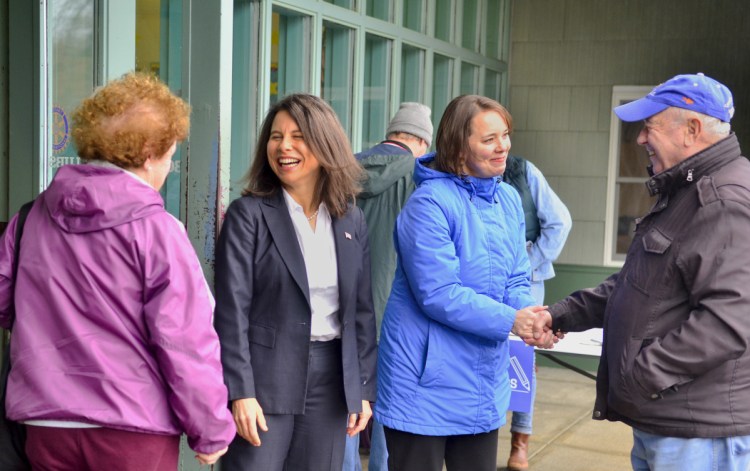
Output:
[214, 93, 377, 471]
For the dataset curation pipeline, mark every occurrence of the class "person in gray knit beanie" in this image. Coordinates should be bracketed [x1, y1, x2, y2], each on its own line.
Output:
[385, 102, 433, 155]
[343, 104, 434, 471]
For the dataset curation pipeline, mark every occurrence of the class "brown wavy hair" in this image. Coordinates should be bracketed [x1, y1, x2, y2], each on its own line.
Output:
[434, 95, 513, 176]
[72, 72, 190, 168]
[242, 93, 363, 218]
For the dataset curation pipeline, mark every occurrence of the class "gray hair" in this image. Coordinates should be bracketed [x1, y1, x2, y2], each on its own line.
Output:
[674, 108, 730, 137]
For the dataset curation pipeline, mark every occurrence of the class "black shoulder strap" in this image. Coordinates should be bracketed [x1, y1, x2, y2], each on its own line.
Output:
[8, 201, 34, 331]
[380, 139, 414, 154]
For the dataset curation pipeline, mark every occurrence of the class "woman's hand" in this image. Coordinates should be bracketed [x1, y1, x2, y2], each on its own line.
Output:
[195, 447, 228, 466]
[518, 308, 561, 349]
[346, 400, 372, 437]
[512, 305, 549, 340]
[232, 397, 268, 446]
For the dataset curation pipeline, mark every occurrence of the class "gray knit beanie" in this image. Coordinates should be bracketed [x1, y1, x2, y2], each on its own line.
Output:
[386, 102, 433, 147]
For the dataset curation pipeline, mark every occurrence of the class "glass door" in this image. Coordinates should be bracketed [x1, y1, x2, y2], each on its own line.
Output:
[137, 0, 183, 218]
[44, 0, 97, 187]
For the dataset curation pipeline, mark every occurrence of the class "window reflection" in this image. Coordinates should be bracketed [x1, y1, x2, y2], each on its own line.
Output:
[48, 0, 95, 185]
[485, 69, 500, 100]
[323, 0, 356, 10]
[431, 54, 453, 132]
[460, 62, 478, 95]
[271, 9, 312, 105]
[321, 21, 354, 138]
[363, 34, 392, 150]
[401, 44, 425, 103]
[403, 0, 425, 33]
[434, 0, 454, 42]
[461, 0, 479, 51]
[366, 0, 391, 21]
[614, 111, 652, 258]
[135, 0, 184, 217]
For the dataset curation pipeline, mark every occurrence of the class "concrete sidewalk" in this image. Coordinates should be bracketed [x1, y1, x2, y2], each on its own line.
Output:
[360, 363, 632, 470]
[496, 363, 631, 470]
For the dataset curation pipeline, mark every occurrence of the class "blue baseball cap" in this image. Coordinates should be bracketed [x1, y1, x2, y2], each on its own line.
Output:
[614, 73, 734, 123]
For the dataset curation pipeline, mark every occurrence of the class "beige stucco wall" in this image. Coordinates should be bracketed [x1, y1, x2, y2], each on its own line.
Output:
[508, 0, 750, 266]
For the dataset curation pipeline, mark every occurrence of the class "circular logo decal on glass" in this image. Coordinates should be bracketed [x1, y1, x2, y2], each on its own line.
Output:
[53, 106, 69, 152]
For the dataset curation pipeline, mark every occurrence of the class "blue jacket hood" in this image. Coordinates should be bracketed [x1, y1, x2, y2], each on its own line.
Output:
[415, 153, 502, 203]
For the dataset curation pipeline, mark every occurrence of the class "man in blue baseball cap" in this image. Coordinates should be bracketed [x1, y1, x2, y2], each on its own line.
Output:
[530, 73, 750, 471]
[614, 72, 734, 175]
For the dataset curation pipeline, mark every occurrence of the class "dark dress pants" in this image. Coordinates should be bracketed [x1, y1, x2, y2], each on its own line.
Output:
[222, 339, 349, 471]
[384, 426, 499, 471]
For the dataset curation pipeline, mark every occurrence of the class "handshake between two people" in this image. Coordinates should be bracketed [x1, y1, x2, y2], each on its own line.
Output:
[511, 306, 564, 349]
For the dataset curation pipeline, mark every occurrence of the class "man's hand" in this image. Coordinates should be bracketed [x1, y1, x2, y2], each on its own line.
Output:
[347, 400, 372, 437]
[195, 447, 228, 466]
[232, 397, 268, 446]
[512, 305, 549, 339]
[523, 310, 562, 349]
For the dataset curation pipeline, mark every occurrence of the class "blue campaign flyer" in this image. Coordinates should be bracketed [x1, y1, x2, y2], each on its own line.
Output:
[508, 338, 535, 413]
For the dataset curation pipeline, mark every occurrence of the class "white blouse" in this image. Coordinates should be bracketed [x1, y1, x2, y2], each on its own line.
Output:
[282, 189, 341, 341]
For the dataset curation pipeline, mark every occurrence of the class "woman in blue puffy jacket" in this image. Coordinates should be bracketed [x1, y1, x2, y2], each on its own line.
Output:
[374, 95, 551, 471]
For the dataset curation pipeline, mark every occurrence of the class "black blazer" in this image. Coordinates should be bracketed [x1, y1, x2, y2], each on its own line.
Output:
[214, 191, 377, 414]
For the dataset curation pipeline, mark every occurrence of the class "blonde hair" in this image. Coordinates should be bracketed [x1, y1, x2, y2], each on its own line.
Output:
[72, 72, 190, 168]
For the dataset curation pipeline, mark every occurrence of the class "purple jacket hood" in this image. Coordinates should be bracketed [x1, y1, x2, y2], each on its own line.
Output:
[44, 164, 164, 233]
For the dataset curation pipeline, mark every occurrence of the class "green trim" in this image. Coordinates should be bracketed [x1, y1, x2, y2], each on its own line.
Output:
[537, 351, 600, 374]
[546, 263, 619, 304]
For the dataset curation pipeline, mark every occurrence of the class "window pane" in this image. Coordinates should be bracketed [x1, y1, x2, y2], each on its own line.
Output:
[272, 8, 312, 105]
[363, 34, 392, 150]
[498, 0, 511, 61]
[149, 0, 184, 217]
[434, 0, 453, 42]
[366, 0, 391, 21]
[500, 71, 508, 104]
[485, 0, 500, 58]
[403, 0, 425, 33]
[400, 44, 424, 103]
[231, 0, 261, 201]
[323, 0, 356, 10]
[615, 183, 653, 256]
[609, 89, 654, 261]
[484, 69, 500, 100]
[460, 62, 478, 95]
[618, 121, 650, 178]
[321, 21, 354, 137]
[432, 54, 454, 131]
[47, 0, 95, 186]
[461, 0, 479, 51]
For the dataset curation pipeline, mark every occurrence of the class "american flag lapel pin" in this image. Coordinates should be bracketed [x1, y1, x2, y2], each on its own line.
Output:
[345, 231, 352, 240]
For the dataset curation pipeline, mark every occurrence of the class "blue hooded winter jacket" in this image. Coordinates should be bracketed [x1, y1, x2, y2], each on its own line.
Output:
[374, 153, 535, 436]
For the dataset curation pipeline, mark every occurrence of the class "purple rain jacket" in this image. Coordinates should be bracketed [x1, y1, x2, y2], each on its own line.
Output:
[0, 163, 235, 453]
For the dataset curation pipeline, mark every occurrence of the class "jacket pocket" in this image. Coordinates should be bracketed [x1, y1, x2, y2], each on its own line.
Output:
[611, 338, 652, 415]
[627, 228, 673, 295]
[248, 323, 276, 349]
[418, 321, 443, 387]
[642, 227, 672, 254]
